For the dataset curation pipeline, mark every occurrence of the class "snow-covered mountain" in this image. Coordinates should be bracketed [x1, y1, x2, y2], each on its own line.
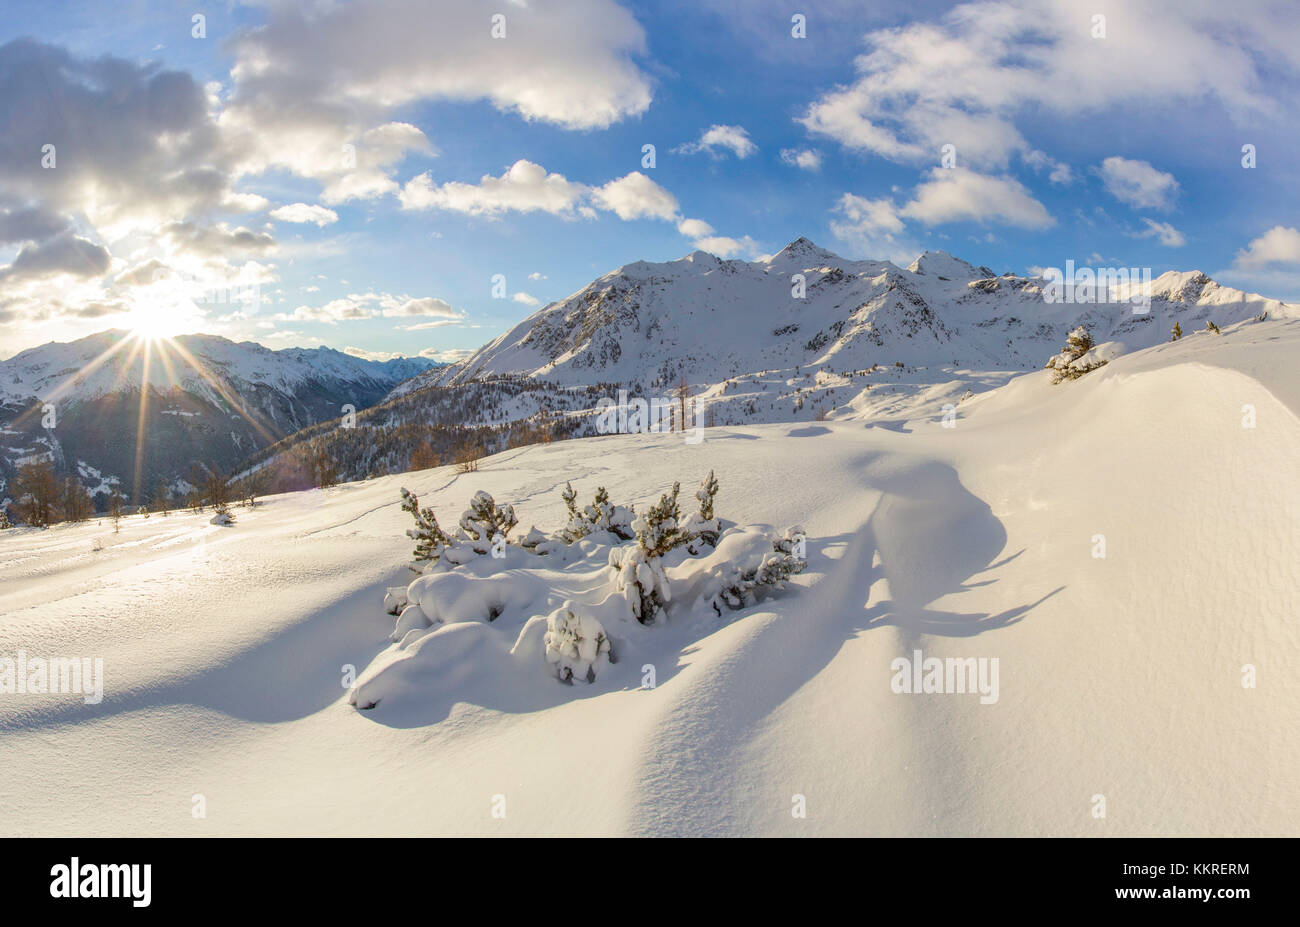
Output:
[0, 330, 440, 505]
[393, 238, 1294, 413]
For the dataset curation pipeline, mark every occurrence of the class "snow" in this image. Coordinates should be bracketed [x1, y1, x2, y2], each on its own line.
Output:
[1, 319, 1298, 835]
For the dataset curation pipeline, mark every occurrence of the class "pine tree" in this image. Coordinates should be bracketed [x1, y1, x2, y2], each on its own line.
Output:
[400, 487, 450, 565]
[458, 490, 517, 551]
[1045, 325, 1106, 383]
[1206, 320, 1221, 334]
[686, 470, 721, 548]
[0, 507, 12, 529]
[1171, 322, 1183, 341]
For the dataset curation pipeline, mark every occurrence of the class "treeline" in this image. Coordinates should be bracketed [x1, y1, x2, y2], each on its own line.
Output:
[230, 376, 625, 493]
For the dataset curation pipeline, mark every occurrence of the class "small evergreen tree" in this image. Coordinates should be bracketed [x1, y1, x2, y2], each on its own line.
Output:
[1045, 325, 1107, 384]
[0, 507, 12, 529]
[1206, 320, 1221, 334]
[458, 490, 517, 552]
[400, 487, 450, 566]
[1171, 321, 1183, 341]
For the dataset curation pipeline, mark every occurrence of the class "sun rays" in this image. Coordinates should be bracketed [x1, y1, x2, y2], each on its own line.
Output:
[16, 328, 286, 506]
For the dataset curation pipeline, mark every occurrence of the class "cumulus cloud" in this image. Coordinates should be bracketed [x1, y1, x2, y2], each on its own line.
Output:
[512, 292, 540, 306]
[1234, 226, 1300, 270]
[829, 193, 915, 263]
[0, 233, 111, 282]
[399, 160, 588, 217]
[676, 218, 715, 238]
[287, 291, 464, 323]
[690, 235, 761, 259]
[780, 148, 822, 171]
[800, 1, 1300, 172]
[399, 160, 683, 228]
[899, 168, 1054, 228]
[1098, 157, 1180, 211]
[0, 204, 69, 244]
[1132, 218, 1186, 247]
[269, 203, 340, 226]
[674, 125, 758, 159]
[590, 172, 680, 221]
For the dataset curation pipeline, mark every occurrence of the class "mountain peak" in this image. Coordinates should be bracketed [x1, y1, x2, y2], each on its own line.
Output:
[907, 250, 980, 278]
[768, 236, 841, 267]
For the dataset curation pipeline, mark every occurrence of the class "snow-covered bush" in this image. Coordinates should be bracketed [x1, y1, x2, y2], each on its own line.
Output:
[1045, 325, 1108, 384]
[457, 490, 517, 554]
[210, 503, 235, 526]
[681, 470, 720, 550]
[358, 474, 812, 710]
[400, 487, 450, 568]
[697, 526, 807, 616]
[609, 483, 694, 624]
[559, 482, 634, 542]
[543, 602, 612, 684]
[610, 543, 672, 625]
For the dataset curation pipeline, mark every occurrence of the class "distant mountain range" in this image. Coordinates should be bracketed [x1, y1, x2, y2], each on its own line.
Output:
[246, 238, 1297, 491]
[5, 239, 1294, 511]
[0, 331, 439, 507]
[399, 237, 1293, 395]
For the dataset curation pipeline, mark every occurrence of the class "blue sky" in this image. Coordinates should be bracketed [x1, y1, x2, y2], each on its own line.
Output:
[2, 0, 1298, 361]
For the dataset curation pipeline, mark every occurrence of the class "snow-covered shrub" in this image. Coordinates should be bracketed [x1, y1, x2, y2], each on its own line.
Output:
[400, 487, 451, 568]
[210, 503, 234, 526]
[1045, 325, 1108, 384]
[457, 490, 517, 554]
[681, 470, 720, 550]
[559, 482, 634, 542]
[608, 484, 695, 624]
[543, 601, 612, 684]
[383, 585, 409, 616]
[1206, 320, 1221, 334]
[609, 543, 672, 625]
[0, 508, 11, 529]
[697, 526, 807, 616]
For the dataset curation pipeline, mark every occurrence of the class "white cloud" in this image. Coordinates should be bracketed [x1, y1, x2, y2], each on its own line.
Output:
[287, 292, 464, 322]
[899, 168, 1054, 228]
[676, 218, 715, 238]
[1132, 217, 1186, 247]
[829, 193, 915, 264]
[528, 271, 547, 281]
[512, 292, 540, 305]
[399, 160, 587, 217]
[674, 124, 758, 159]
[1234, 226, 1300, 270]
[689, 235, 761, 259]
[590, 172, 679, 221]
[400, 161, 685, 229]
[780, 148, 822, 171]
[799, 0, 1300, 171]
[269, 203, 340, 226]
[1098, 157, 1180, 211]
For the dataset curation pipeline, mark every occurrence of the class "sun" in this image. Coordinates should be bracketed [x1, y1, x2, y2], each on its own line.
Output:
[125, 302, 183, 342]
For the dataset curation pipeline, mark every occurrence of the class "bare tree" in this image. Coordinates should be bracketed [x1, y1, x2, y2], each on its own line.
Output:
[13, 459, 58, 527]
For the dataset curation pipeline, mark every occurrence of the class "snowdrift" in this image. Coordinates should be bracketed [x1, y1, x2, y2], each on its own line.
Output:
[1, 319, 1297, 835]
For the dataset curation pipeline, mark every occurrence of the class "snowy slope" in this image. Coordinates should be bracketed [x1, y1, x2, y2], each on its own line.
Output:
[1, 318, 1296, 836]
